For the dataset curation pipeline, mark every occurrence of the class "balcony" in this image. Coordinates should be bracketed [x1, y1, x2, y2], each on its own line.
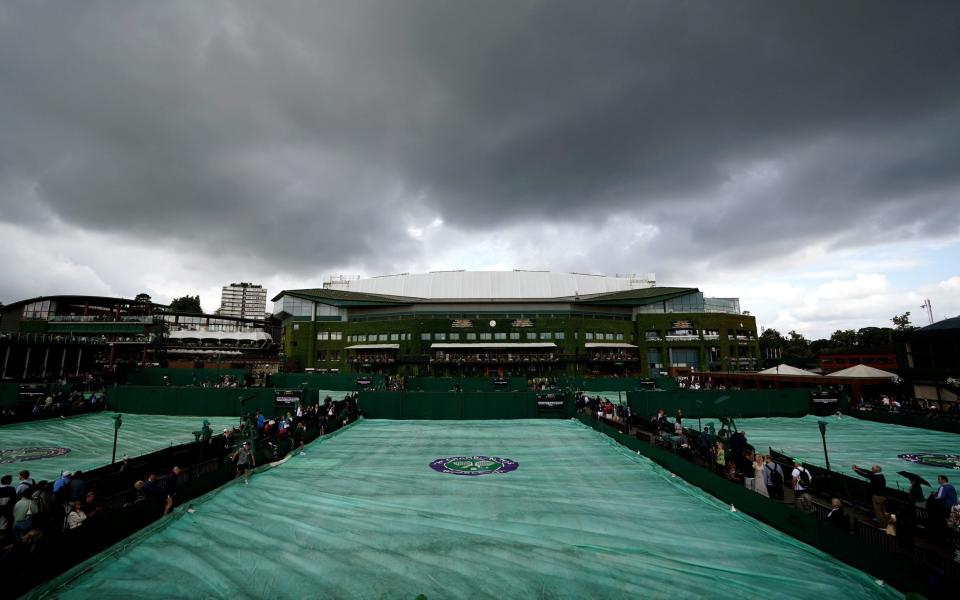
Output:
[48, 315, 158, 323]
[665, 335, 698, 342]
[645, 334, 663, 342]
[702, 334, 720, 341]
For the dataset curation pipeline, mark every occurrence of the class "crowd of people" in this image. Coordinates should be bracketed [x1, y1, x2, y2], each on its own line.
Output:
[639, 408, 960, 546]
[0, 393, 360, 589]
[859, 395, 960, 418]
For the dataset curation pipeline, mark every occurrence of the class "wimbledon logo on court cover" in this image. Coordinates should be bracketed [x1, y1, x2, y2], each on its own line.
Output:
[429, 456, 519, 476]
[0, 447, 72, 464]
[898, 453, 960, 470]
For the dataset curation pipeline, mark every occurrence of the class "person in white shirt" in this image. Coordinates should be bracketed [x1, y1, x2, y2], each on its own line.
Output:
[792, 462, 812, 493]
[66, 500, 87, 530]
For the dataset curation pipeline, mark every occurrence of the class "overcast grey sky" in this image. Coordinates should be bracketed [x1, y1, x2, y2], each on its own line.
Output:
[1, 1, 959, 337]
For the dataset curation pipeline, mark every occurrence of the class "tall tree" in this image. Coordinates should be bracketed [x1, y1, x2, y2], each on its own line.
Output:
[891, 312, 915, 331]
[758, 328, 787, 359]
[134, 293, 152, 304]
[856, 326, 894, 348]
[169, 295, 203, 314]
[828, 329, 858, 349]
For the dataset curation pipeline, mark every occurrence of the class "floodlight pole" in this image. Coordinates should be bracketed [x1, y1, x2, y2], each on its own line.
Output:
[111, 413, 123, 465]
[818, 420, 831, 492]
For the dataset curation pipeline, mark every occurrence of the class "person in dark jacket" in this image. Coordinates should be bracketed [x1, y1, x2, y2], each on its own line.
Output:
[826, 498, 847, 529]
[852, 464, 886, 523]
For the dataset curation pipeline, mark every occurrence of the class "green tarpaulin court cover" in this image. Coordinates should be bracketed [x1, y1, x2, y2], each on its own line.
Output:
[0, 413, 239, 483]
[726, 415, 960, 488]
[34, 419, 898, 599]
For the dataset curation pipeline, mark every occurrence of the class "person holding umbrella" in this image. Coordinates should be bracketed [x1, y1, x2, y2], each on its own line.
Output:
[898, 471, 930, 506]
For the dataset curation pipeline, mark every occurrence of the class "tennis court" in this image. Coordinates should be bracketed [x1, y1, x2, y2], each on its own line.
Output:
[0, 412, 239, 482]
[724, 415, 959, 490]
[35, 419, 896, 599]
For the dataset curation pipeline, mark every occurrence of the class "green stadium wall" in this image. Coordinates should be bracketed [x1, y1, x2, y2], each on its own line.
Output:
[627, 389, 810, 419]
[124, 368, 249, 387]
[358, 391, 573, 419]
[268, 373, 385, 391]
[106, 386, 274, 417]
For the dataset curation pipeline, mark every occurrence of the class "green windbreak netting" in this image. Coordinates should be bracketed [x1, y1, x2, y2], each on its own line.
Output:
[0, 413, 239, 483]
[721, 415, 959, 490]
[35, 419, 896, 599]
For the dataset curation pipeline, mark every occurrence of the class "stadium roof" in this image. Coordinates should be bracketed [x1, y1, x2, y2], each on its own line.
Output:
[273, 274, 697, 307]
[319, 270, 656, 299]
[916, 316, 960, 332]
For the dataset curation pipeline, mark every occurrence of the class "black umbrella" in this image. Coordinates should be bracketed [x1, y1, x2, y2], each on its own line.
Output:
[898, 471, 931, 487]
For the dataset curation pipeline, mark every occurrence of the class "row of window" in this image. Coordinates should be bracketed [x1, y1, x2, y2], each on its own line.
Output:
[318, 331, 630, 342]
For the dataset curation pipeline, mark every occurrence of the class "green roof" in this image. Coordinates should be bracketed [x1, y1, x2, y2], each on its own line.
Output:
[574, 286, 697, 305]
[271, 288, 422, 307]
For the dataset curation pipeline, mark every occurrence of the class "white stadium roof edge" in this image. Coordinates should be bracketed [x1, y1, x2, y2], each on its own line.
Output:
[322, 270, 657, 300]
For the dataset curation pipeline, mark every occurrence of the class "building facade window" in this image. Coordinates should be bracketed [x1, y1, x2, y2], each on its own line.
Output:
[554, 332, 564, 340]
[494, 332, 507, 340]
[466, 333, 477, 341]
[317, 332, 329, 341]
[480, 333, 492, 340]
[509, 332, 520, 340]
[421, 333, 431, 341]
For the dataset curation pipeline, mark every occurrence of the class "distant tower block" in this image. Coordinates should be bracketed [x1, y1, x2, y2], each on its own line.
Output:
[218, 283, 267, 320]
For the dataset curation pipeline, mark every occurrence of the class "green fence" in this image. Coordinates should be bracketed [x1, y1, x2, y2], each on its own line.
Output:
[627, 389, 810, 419]
[358, 391, 573, 419]
[124, 368, 250, 387]
[0, 383, 19, 408]
[405, 377, 528, 392]
[555, 376, 678, 391]
[269, 373, 385, 391]
[106, 386, 275, 417]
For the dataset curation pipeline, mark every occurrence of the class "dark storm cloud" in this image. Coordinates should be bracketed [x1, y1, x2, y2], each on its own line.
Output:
[1, 0, 959, 284]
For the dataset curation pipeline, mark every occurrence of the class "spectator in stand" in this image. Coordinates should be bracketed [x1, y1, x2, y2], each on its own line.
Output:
[83, 491, 102, 519]
[699, 427, 711, 460]
[143, 473, 163, 499]
[796, 493, 816, 515]
[933, 475, 957, 509]
[0, 474, 16, 537]
[53, 471, 72, 495]
[851, 464, 886, 523]
[233, 441, 255, 485]
[12, 488, 38, 541]
[16, 470, 35, 498]
[713, 441, 726, 475]
[293, 421, 307, 454]
[164, 466, 181, 515]
[763, 456, 785, 501]
[68, 470, 86, 504]
[65, 500, 87, 530]
[792, 462, 812, 496]
[827, 498, 847, 529]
